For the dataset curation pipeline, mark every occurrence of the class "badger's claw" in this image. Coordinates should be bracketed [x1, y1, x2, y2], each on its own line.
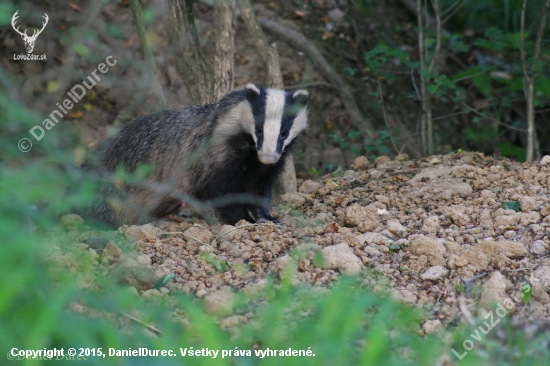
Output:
[255, 208, 280, 225]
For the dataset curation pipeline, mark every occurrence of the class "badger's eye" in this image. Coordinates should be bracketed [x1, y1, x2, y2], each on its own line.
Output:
[280, 130, 289, 139]
[255, 127, 263, 136]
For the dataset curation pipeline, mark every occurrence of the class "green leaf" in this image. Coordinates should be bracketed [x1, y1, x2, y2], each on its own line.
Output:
[503, 201, 521, 212]
[73, 43, 90, 57]
[473, 72, 492, 96]
[347, 130, 360, 139]
[142, 8, 155, 24]
[520, 282, 532, 304]
[453, 66, 483, 81]
[106, 24, 123, 38]
[154, 273, 175, 289]
[389, 244, 402, 251]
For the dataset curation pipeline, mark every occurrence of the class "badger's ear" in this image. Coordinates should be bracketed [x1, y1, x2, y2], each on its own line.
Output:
[246, 83, 261, 101]
[292, 89, 309, 106]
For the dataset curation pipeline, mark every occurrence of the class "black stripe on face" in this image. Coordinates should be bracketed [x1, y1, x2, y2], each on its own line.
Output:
[276, 92, 303, 154]
[247, 86, 267, 150]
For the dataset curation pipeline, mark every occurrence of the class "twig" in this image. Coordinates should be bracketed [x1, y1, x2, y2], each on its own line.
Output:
[502, 267, 533, 273]
[441, 0, 467, 25]
[129, 0, 167, 110]
[121, 312, 162, 335]
[460, 271, 487, 298]
[417, 0, 429, 155]
[458, 295, 476, 325]
[257, 17, 378, 140]
[520, 0, 534, 161]
[377, 79, 400, 154]
[459, 101, 526, 132]
[284, 82, 337, 90]
[428, 0, 441, 74]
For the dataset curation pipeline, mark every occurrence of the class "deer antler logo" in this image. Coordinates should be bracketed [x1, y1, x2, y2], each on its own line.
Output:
[11, 10, 49, 54]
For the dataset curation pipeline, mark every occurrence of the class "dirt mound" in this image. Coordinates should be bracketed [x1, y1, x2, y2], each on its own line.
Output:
[59, 151, 550, 335]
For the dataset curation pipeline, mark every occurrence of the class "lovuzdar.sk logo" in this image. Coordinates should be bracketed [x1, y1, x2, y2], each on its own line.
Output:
[11, 10, 48, 61]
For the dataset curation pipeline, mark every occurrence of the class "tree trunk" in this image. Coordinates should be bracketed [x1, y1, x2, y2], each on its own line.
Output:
[212, 0, 236, 99]
[129, 0, 167, 110]
[238, 0, 297, 194]
[165, 0, 214, 104]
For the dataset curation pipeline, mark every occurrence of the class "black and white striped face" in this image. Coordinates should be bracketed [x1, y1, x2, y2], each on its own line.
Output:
[246, 84, 308, 165]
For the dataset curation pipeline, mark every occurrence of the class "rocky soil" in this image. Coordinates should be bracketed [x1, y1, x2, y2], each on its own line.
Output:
[56, 151, 550, 338]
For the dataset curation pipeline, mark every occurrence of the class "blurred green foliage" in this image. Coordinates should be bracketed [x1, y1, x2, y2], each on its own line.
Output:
[2, 0, 550, 363]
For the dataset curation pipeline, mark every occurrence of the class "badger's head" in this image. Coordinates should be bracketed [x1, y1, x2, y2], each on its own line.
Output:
[246, 83, 308, 166]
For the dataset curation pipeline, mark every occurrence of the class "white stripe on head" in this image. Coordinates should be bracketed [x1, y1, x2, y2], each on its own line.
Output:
[283, 107, 308, 149]
[246, 83, 261, 94]
[215, 100, 255, 142]
[258, 88, 285, 164]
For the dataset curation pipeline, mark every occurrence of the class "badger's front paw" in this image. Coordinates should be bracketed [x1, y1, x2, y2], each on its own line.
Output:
[255, 208, 280, 225]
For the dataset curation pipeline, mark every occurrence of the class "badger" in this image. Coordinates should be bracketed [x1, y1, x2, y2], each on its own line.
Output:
[83, 84, 308, 227]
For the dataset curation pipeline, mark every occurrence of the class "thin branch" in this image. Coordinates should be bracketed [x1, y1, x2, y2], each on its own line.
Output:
[237, 0, 283, 88]
[428, 0, 441, 74]
[212, 0, 236, 99]
[459, 101, 526, 132]
[520, 0, 529, 84]
[257, 17, 378, 140]
[417, 0, 428, 155]
[129, 0, 167, 110]
[121, 312, 162, 335]
[284, 82, 337, 90]
[377, 80, 400, 154]
[441, 0, 467, 25]
[533, 0, 550, 63]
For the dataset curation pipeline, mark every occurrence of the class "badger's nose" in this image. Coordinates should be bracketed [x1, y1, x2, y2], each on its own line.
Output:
[259, 155, 278, 165]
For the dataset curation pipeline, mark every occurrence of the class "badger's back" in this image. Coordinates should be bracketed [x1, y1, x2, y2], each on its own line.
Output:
[99, 89, 249, 176]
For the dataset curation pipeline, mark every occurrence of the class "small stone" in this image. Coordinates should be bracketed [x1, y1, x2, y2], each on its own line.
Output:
[60, 214, 84, 230]
[299, 180, 324, 194]
[136, 254, 152, 266]
[530, 240, 548, 255]
[184, 225, 213, 245]
[204, 287, 234, 315]
[387, 220, 407, 237]
[103, 241, 123, 262]
[85, 235, 110, 250]
[357, 232, 390, 246]
[420, 266, 449, 281]
[321, 243, 362, 275]
[351, 156, 369, 170]
[374, 155, 391, 167]
[395, 153, 409, 162]
[539, 155, 550, 166]
[423, 320, 444, 335]
[519, 196, 537, 212]
[142, 289, 162, 299]
[480, 271, 514, 311]
[409, 236, 445, 266]
[344, 203, 383, 233]
[275, 255, 295, 276]
[280, 193, 307, 207]
[126, 223, 160, 242]
[220, 315, 247, 328]
[115, 265, 158, 291]
[534, 266, 550, 288]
